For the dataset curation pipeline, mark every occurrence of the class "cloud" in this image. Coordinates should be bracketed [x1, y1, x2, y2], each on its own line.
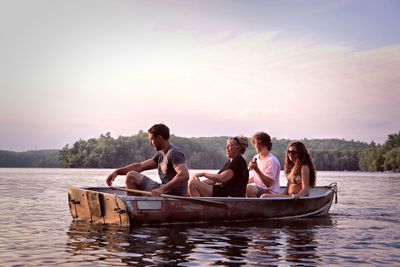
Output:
[178, 34, 400, 142]
[238, 107, 286, 118]
[1, 11, 400, 149]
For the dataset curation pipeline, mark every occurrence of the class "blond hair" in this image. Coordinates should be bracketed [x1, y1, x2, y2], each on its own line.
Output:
[230, 136, 248, 154]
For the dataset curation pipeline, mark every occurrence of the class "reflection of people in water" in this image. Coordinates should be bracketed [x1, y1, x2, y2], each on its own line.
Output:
[67, 218, 334, 265]
[221, 233, 250, 264]
[67, 222, 194, 265]
[284, 227, 318, 264]
[242, 224, 281, 266]
[282, 218, 335, 264]
[245, 219, 333, 265]
[131, 227, 194, 266]
[185, 225, 252, 265]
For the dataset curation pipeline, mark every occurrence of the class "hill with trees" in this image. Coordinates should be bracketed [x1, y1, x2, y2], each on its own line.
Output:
[1, 131, 399, 172]
[0, 149, 60, 168]
[358, 132, 400, 172]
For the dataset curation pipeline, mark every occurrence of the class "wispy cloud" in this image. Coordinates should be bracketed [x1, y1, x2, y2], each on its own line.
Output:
[238, 107, 286, 118]
[1, 1, 399, 150]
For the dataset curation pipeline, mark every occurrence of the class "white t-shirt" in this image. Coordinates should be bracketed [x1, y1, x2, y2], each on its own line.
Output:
[251, 151, 281, 194]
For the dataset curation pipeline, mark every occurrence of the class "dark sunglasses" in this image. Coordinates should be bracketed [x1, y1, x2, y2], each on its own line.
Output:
[287, 150, 297, 155]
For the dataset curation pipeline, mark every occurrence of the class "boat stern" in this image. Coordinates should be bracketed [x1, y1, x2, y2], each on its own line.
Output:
[68, 187, 130, 227]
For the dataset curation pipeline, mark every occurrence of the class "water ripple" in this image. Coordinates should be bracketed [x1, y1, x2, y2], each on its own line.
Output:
[1, 169, 400, 266]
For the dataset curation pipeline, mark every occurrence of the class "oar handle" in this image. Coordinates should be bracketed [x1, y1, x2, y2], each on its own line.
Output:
[111, 187, 151, 196]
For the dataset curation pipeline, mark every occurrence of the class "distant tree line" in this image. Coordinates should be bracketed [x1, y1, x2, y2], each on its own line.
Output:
[56, 130, 400, 172]
[0, 149, 60, 168]
[358, 132, 400, 172]
[1, 131, 399, 172]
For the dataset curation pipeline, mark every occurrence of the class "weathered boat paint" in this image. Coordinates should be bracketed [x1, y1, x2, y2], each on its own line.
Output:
[68, 183, 337, 226]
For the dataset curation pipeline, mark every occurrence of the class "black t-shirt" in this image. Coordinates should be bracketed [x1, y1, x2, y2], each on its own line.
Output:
[212, 155, 249, 197]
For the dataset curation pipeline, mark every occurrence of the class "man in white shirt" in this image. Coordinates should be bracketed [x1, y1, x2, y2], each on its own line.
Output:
[246, 132, 281, 197]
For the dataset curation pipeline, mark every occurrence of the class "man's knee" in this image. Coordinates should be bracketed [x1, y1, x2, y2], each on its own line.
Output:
[246, 184, 254, 192]
[189, 180, 199, 190]
[246, 184, 257, 197]
[125, 171, 143, 187]
[188, 180, 201, 197]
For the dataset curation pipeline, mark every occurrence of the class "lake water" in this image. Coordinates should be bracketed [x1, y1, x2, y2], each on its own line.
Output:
[0, 168, 399, 266]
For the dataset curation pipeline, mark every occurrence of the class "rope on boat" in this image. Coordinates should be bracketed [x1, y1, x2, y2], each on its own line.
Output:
[328, 182, 338, 204]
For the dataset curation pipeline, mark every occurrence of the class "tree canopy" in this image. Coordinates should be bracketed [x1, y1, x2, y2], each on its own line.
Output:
[57, 131, 399, 172]
[358, 131, 400, 172]
[1, 131, 399, 172]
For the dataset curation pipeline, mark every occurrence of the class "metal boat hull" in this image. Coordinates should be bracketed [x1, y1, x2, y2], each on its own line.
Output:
[68, 184, 337, 226]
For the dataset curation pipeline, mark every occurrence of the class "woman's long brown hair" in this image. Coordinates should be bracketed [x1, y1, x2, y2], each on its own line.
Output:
[284, 141, 316, 187]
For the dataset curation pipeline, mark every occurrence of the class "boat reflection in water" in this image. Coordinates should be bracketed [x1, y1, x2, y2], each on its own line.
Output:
[245, 218, 335, 266]
[66, 217, 335, 266]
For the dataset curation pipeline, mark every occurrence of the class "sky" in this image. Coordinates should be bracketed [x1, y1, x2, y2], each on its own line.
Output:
[1, 0, 400, 151]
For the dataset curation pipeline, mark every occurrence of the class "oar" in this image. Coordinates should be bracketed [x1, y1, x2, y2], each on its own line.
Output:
[110, 187, 230, 209]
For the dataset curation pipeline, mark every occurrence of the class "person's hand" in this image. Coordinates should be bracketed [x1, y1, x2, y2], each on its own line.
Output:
[191, 173, 203, 181]
[248, 160, 257, 171]
[106, 171, 117, 186]
[151, 186, 165, 197]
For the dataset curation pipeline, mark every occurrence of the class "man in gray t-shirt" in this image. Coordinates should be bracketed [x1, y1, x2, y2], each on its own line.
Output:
[106, 124, 189, 196]
[152, 145, 188, 196]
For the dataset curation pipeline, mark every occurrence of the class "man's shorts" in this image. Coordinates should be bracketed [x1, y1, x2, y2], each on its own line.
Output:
[138, 174, 188, 196]
[256, 186, 274, 197]
[138, 175, 161, 191]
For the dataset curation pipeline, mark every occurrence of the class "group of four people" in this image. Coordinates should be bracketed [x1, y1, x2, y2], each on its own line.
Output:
[106, 123, 316, 199]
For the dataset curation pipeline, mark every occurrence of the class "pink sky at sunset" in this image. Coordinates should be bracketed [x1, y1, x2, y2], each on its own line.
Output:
[1, 0, 399, 151]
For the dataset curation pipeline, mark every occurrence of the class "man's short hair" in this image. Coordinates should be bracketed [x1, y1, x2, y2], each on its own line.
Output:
[252, 131, 272, 150]
[148, 123, 170, 140]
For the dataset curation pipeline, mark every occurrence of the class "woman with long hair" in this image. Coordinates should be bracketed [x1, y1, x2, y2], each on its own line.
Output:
[261, 141, 316, 198]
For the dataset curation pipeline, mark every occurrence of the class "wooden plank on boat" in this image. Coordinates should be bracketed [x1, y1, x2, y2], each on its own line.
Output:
[100, 193, 129, 227]
[68, 188, 90, 221]
[68, 187, 130, 227]
[85, 190, 104, 221]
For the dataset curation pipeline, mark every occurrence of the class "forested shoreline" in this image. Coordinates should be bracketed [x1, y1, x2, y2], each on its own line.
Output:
[0, 149, 60, 168]
[1, 131, 399, 172]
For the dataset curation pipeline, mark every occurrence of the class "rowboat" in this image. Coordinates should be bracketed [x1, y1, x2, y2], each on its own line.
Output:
[68, 183, 337, 227]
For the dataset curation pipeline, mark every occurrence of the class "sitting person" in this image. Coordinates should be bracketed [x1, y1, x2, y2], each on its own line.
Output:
[261, 141, 316, 198]
[246, 132, 281, 197]
[106, 123, 189, 196]
[188, 136, 249, 197]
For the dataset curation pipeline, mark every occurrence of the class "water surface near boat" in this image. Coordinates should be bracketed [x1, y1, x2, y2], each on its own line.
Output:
[0, 168, 399, 266]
